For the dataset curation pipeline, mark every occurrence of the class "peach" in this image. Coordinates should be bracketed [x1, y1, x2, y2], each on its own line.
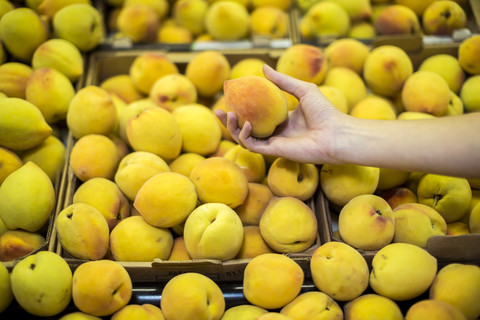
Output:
[328, 0, 372, 21]
[173, 0, 208, 36]
[418, 54, 465, 94]
[417, 173, 472, 223]
[259, 196, 318, 253]
[168, 236, 191, 261]
[183, 202, 244, 261]
[169, 152, 205, 177]
[310, 241, 369, 301]
[111, 304, 165, 320]
[395, 0, 436, 16]
[116, 98, 158, 143]
[458, 35, 480, 75]
[402, 70, 451, 116]
[0, 146, 22, 186]
[126, 106, 183, 161]
[370, 243, 437, 301]
[223, 144, 266, 183]
[204, 1, 249, 41]
[236, 225, 274, 259]
[377, 167, 410, 191]
[100, 74, 144, 104]
[251, 0, 291, 10]
[72, 260, 132, 317]
[344, 294, 403, 320]
[0, 230, 45, 262]
[447, 221, 470, 235]
[224, 75, 288, 138]
[325, 38, 370, 74]
[185, 50, 230, 97]
[0, 161, 55, 233]
[422, 0, 467, 35]
[25, 67, 75, 124]
[189, 157, 248, 209]
[430, 263, 480, 320]
[10, 251, 72, 317]
[0, 261, 13, 313]
[123, 0, 169, 19]
[67, 85, 118, 139]
[150, 73, 197, 112]
[405, 299, 467, 320]
[320, 163, 380, 207]
[221, 305, 268, 320]
[0, 62, 32, 99]
[379, 186, 418, 209]
[243, 253, 304, 310]
[374, 4, 421, 35]
[235, 182, 273, 226]
[56, 203, 110, 260]
[338, 194, 395, 251]
[31, 38, 84, 83]
[323, 67, 368, 110]
[172, 103, 222, 156]
[280, 291, 343, 320]
[470, 202, 480, 234]
[350, 95, 397, 120]
[301, 2, 350, 39]
[256, 313, 293, 320]
[276, 44, 328, 85]
[69, 134, 122, 182]
[230, 58, 267, 79]
[110, 215, 173, 261]
[444, 90, 464, 116]
[348, 21, 376, 39]
[20, 135, 66, 183]
[460, 75, 480, 112]
[73, 177, 130, 231]
[161, 272, 225, 320]
[116, 4, 159, 44]
[114, 151, 170, 201]
[267, 158, 318, 201]
[393, 202, 447, 247]
[129, 52, 179, 95]
[250, 6, 288, 39]
[363, 45, 413, 97]
[134, 172, 198, 228]
[210, 139, 237, 157]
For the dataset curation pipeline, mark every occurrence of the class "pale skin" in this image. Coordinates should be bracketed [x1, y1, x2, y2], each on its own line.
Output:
[215, 65, 480, 179]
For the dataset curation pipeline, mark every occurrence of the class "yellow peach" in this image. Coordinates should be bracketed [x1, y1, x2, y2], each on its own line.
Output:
[189, 157, 248, 209]
[134, 172, 198, 228]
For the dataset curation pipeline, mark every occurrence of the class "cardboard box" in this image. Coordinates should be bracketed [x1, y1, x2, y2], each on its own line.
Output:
[55, 159, 320, 282]
[53, 49, 325, 283]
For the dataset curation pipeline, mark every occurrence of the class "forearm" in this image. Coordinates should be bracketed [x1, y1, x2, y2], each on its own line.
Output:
[335, 113, 480, 179]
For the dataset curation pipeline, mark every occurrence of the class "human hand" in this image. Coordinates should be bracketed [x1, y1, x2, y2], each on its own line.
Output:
[215, 64, 348, 165]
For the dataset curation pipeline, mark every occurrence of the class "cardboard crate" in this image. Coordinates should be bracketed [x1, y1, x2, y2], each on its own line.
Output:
[54, 159, 321, 282]
[96, 1, 296, 51]
[53, 49, 326, 283]
[291, 0, 480, 49]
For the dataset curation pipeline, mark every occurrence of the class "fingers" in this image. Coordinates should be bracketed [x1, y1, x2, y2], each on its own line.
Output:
[262, 64, 318, 100]
[214, 109, 227, 127]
